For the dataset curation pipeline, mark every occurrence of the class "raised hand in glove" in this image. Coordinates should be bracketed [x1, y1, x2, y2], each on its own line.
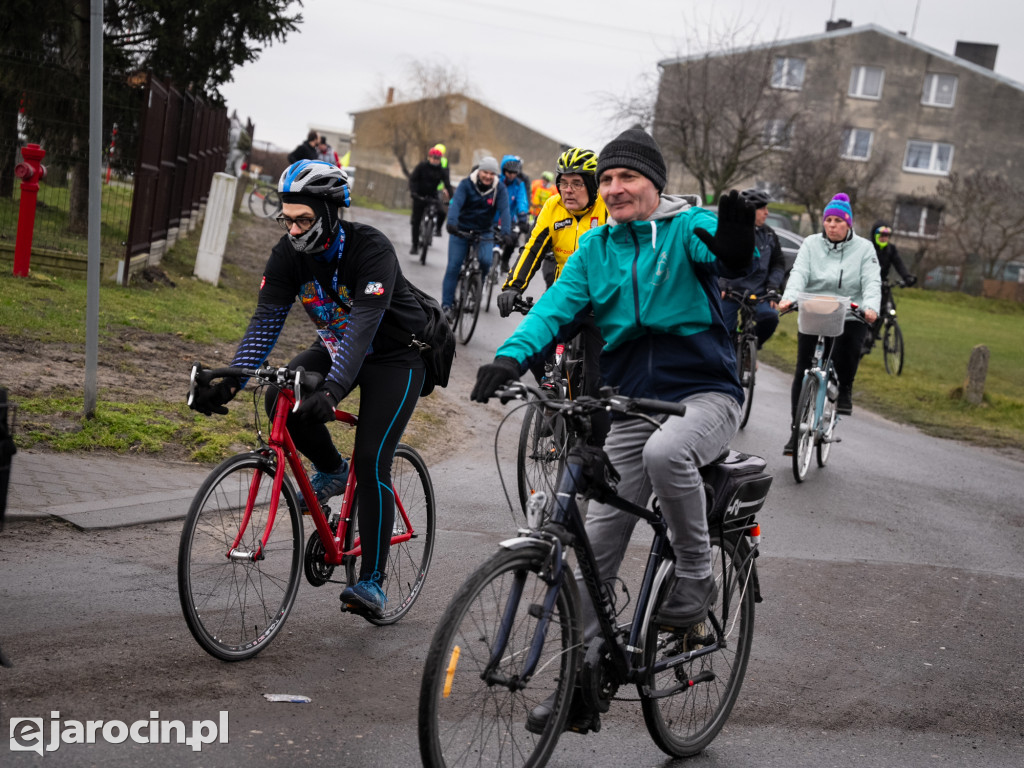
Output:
[496, 288, 522, 318]
[694, 189, 755, 271]
[470, 356, 521, 403]
[189, 376, 238, 416]
[295, 382, 342, 424]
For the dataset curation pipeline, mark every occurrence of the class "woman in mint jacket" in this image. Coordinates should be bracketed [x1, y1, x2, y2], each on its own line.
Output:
[779, 193, 880, 452]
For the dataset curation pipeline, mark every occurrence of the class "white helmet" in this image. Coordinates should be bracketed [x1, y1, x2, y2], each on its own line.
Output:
[279, 160, 350, 207]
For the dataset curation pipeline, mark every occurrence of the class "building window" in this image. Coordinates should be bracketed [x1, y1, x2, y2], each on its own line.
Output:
[849, 65, 885, 99]
[922, 73, 958, 107]
[763, 119, 792, 149]
[771, 57, 805, 90]
[449, 100, 467, 125]
[894, 201, 942, 238]
[903, 140, 954, 174]
[841, 128, 873, 160]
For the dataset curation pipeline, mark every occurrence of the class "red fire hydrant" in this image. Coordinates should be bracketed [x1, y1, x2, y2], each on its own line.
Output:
[13, 143, 47, 277]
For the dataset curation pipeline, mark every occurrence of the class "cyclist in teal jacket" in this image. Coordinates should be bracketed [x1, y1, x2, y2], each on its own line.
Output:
[471, 128, 754, 733]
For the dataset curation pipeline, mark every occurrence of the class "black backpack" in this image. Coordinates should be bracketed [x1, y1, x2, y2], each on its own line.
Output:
[380, 282, 455, 397]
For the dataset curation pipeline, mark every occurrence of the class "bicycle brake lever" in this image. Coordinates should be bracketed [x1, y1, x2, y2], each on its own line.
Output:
[291, 367, 303, 413]
[187, 362, 200, 407]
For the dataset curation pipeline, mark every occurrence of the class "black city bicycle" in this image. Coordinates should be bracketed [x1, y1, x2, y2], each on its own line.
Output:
[419, 383, 771, 767]
[414, 194, 445, 266]
[450, 230, 490, 345]
[726, 289, 780, 429]
[860, 279, 905, 375]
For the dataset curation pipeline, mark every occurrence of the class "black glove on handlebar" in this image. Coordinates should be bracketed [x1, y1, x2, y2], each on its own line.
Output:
[470, 356, 521, 403]
[694, 189, 755, 272]
[904, 275, 918, 287]
[496, 288, 522, 318]
[446, 223, 459, 237]
[295, 384, 340, 424]
[189, 376, 239, 416]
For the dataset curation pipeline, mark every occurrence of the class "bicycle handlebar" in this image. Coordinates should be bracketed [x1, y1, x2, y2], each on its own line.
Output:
[496, 381, 687, 421]
[189, 363, 324, 413]
[511, 295, 535, 315]
[725, 289, 781, 305]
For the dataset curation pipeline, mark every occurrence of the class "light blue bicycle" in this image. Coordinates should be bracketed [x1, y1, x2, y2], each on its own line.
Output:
[788, 294, 867, 483]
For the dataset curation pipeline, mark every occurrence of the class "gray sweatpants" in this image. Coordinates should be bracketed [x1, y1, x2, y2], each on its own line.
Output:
[577, 391, 741, 639]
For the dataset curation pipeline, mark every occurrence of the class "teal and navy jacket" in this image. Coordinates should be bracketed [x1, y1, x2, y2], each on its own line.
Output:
[497, 196, 751, 405]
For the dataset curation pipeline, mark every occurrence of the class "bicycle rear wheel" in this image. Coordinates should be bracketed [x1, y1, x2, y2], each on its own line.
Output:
[261, 187, 282, 218]
[342, 445, 436, 625]
[177, 452, 303, 661]
[516, 396, 568, 516]
[640, 535, 756, 757]
[883, 319, 904, 375]
[737, 336, 757, 429]
[792, 377, 817, 483]
[247, 184, 267, 216]
[418, 545, 581, 768]
[456, 271, 482, 344]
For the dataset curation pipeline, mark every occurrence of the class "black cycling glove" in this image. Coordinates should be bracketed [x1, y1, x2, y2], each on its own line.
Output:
[470, 356, 521, 403]
[189, 376, 238, 416]
[904, 275, 918, 287]
[694, 189, 755, 272]
[446, 223, 460, 237]
[295, 384, 341, 424]
[496, 288, 522, 318]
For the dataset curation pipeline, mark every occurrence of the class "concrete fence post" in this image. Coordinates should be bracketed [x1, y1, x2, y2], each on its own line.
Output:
[964, 345, 989, 405]
[194, 172, 237, 286]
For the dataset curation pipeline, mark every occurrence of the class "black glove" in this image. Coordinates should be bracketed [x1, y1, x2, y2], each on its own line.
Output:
[694, 189, 755, 270]
[496, 288, 522, 318]
[904, 275, 918, 287]
[189, 376, 238, 416]
[295, 383, 341, 424]
[470, 356, 521, 403]
[446, 223, 459, 237]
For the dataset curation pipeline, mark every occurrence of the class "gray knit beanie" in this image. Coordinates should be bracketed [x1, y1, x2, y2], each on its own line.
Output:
[596, 128, 667, 192]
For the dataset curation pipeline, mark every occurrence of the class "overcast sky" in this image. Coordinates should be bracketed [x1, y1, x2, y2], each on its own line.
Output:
[220, 0, 1024, 160]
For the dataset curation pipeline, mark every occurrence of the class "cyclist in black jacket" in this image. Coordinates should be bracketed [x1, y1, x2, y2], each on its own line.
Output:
[188, 160, 427, 620]
[409, 147, 454, 253]
[865, 221, 917, 349]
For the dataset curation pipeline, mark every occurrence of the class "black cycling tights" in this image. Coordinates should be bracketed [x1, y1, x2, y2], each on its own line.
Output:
[266, 344, 424, 584]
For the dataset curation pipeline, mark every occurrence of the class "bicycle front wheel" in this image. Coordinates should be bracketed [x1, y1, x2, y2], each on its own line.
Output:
[456, 271, 482, 345]
[792, 377, 817, 483]
[177, 453, 303, 661]
[343, 444, 436, 625]
[516, 396, 568, 516]
[883, 319, 904, 375]
[420, 212, 434, 265]
[247, 184, 266, 216]
[261, 188, 282, 218]
[418, 546, 581, 768]
[817, 379, 838, 468]
[640, 535, 756, 757]
[737, 336, 757, 430]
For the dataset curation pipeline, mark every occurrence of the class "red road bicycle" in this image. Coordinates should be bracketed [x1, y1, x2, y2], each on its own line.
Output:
[178, 364, 436, 661]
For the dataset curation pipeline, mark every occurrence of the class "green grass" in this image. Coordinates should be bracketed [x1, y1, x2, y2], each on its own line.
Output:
[760, 289, 1024, 450]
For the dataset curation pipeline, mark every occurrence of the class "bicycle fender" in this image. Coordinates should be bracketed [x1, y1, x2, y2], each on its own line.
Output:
[498, 536, 550, 552]
[636, 559, 675, 652]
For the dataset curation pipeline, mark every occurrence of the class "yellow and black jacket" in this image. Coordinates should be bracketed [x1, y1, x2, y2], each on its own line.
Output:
[503, 193, 608, 292]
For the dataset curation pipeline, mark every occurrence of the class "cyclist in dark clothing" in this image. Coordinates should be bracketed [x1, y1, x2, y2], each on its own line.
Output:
[188, 160, 427, 620]
[865, 221, 917, 350]
[408, 147, 454, 254]
[287, 129, 319, 164]
[719, 189, 786, 348]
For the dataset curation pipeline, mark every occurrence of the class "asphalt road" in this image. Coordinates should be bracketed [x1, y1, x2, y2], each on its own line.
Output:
[2, 208, 1022, 767]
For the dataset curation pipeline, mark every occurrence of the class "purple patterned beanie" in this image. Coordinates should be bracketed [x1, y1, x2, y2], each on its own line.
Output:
[823, 193, 853, 227]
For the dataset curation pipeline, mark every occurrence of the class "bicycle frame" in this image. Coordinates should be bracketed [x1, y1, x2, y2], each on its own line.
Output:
[225, 377, 417, 569]
[490, 446, 745, 691]
[802, 336, 835, 433]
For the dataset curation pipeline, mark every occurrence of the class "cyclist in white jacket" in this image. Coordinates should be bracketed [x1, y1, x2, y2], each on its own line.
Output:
[779, 193, 879, 452]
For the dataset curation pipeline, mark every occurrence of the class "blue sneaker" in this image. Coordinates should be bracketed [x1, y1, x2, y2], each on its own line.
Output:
[311, 460, 349, 504]
[340, 579, 387, 619]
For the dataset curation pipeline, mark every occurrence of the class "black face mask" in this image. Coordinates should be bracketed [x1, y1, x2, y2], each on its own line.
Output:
[475, 177, 492, 193]
[286, 199, 339, 257]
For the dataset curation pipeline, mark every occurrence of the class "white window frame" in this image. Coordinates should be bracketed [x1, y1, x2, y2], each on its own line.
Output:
[841, 128, 874, 161]
[922, 73, 958, 107]
[849, 65, 885, 99]
[903, 140, 954, 175]
[893, 201, 942, 238]
[771, 57, 806, 90]
[763, 119, 792, 149]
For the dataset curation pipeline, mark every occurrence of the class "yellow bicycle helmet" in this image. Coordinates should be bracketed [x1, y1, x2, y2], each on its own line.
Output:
[556, 147, 598, 175]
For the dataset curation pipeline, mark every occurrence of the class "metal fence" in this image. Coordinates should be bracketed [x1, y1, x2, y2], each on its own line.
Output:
[0, 48, 228, 282]
[0, 48, 139, 275]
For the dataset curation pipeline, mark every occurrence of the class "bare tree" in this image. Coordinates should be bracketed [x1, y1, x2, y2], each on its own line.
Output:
[371, 59, 472, 178]
[934, 171, 1024, 280]
[641, 27, 793, 203]
[772, 114, 891, 233]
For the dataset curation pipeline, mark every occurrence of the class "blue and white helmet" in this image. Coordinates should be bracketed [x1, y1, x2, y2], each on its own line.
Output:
[278, 160, 351, 208]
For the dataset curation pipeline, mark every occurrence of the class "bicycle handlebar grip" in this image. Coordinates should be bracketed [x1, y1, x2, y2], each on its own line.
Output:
[626, 397, 687, 418]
